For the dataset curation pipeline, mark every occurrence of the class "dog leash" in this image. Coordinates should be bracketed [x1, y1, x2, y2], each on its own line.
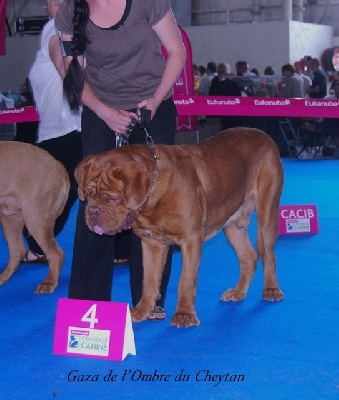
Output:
[116, 107, 159, 161]
[139, 107, 159, 162]
[128, 107, 160, 212]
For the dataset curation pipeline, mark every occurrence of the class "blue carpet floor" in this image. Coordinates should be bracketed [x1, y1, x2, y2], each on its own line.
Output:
[0, 158, 338, 400]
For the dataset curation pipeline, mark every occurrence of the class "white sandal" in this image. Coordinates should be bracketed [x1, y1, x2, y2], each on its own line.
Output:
[148, 306, 167, 320]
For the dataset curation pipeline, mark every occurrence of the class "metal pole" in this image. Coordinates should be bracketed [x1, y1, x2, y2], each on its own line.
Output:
[283, 0, 293, 21]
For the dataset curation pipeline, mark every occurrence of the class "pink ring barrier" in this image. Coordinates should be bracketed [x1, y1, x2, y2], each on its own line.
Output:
[1, 96, 338, 125]
[0, 106, 40, 124]
[173, 95, 339, 118]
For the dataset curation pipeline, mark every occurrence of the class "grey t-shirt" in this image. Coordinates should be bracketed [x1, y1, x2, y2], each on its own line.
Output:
[55, 0, 172, 110]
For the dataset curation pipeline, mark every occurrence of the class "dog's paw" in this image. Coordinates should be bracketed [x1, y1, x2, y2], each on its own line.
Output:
[0, 271, 12, 286]
[171, 312, 200, 328]
[262, 287, 284, 301]
[0, 277, 8, 286]
[34, 281, 56, 294]
[220, 289, 246, 302]
[130, 307, 150, 322]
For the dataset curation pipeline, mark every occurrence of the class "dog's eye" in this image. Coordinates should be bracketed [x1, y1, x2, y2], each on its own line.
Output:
[84, 188, 94, 198]
[108, 196, 121, 205]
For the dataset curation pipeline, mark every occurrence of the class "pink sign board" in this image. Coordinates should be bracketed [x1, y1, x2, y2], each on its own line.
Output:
[53, 298, 136, 361]
[279, 205, 319, 235]
[162, 26, 198, 132]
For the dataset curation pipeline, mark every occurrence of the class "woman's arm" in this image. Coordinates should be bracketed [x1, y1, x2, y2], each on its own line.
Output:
[81, 81, 134, 133]
[138, 10, 186, 116]
[49, 34, 66, 79]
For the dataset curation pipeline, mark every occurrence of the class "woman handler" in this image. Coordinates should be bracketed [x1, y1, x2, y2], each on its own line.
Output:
[55, 0, 186, 319]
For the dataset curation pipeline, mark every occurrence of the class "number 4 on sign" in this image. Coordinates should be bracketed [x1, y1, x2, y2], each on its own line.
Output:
[81, 304, 99, 328]
[54, 298, 136, 360]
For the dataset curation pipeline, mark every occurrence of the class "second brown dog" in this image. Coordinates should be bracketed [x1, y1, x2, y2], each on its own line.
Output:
[0, 141, 70, 294]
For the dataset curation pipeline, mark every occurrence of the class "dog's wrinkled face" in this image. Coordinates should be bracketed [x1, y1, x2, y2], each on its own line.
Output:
[75, 151, 152, 236]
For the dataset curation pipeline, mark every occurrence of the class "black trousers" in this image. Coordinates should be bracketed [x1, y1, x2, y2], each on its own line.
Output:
[26, 130, 83, 254]
[68, 98, 177, 306]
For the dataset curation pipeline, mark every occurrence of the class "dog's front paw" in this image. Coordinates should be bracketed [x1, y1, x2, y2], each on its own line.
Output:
[220, 289, 246, 302]
[263, 287, 284, 301]
[130, 306, 150, 322]
[34, 281, 56, 294]
[171, 312, 200, 328]
[0, 273, 9, 286]
[0, 268, 15, 286]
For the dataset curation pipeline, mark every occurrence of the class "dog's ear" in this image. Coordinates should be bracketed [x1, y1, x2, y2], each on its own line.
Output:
[113, 161, 152, 210]
[74, 156, 95, 201]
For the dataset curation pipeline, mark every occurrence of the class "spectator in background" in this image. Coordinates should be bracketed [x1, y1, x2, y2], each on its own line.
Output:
[296, 64, 312, 97]
[234, 60, 260, 96]
[197, 61, 217, 124]
[306, 58, 328, 98]
[224, 62, 232, 76]
[209, 62, 242, 130]
[196, 61, 217, 95]
[22, 0, 82, 263]
[302, 55, 314, 79]
[198, 65, 207, 78]
[264, 66, 275, 76]
[209, 63, 228, 89]
[263, 65, 279, 97]
[280, 63, 306, 153]
[235, 60, 253, 76]
[250, 68, 260, 76]
[280, 63, 304, 98]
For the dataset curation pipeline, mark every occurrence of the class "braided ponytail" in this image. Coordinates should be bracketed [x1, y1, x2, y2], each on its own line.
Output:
[63, 0, 90, 110]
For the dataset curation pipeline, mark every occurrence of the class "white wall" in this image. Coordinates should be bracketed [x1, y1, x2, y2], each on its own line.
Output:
[289, 21, 333, 66]
[184, 21, 334, 75]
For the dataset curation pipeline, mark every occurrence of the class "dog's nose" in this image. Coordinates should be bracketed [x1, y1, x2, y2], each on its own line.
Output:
[88, 206, 101, 221]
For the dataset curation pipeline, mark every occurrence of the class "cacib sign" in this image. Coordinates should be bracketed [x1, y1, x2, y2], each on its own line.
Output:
[279, 205, 319, 235]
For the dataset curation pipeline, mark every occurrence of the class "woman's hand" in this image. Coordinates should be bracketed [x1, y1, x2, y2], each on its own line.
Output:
[137, 97, 161, 119]
[97, 105, 138, 134]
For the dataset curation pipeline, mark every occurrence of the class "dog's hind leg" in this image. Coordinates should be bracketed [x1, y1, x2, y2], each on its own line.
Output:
[24, 214, 64, 294]
[256, 192, 284, 302]
[221, 220, 258, 301]
[0, 213, 27, 285]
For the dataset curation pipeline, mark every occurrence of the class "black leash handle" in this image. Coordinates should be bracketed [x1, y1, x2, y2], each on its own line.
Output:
[116, 107, 153, 148]
[139, 107, 152, 129]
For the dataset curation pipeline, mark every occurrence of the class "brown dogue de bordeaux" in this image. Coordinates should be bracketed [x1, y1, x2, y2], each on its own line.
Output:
[75, 128, 284, 327]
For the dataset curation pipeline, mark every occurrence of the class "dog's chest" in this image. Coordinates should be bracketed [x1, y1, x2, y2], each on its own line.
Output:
[133, 221, 173, 245]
